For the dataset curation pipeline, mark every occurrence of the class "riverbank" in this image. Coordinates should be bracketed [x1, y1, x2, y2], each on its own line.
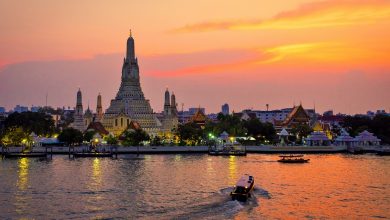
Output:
[2, 145, 388, 155]
[0, 145, 368, 155]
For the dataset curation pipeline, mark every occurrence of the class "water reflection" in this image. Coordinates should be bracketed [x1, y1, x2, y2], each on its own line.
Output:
[15, 158, 30, 215]
[228, 156, 237, 185]
[85, 158, 104, 214]
[0, 154, 388, 219]
[174, 154, 182, 162]
[91, 158, 102, 187]
[17, 158, 29, 190]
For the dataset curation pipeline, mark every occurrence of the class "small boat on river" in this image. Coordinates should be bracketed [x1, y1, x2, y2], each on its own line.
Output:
[278, 155, 310, 163]
[73, 152, 113, 158]
[230, 174, 255, 201]
[3, 152, 48, 158]
[209, 142, 246, 156]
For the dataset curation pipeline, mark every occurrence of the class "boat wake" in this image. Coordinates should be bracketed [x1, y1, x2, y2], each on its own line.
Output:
[220, 186, 271, 200]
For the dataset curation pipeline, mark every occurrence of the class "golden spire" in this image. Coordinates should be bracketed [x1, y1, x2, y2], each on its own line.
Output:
[129, 29, 132, 37]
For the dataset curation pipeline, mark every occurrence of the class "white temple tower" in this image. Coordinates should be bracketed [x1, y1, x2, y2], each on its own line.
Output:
[72, 89, 85, 131]
[96, 93, 103, 122]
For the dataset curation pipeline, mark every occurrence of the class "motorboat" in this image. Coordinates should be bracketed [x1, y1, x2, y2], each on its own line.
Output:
[3, 152, 48, 158]
[278, 155, 310, 163]
[230, 174, 255, 201]
[73, 152, 113, 158]
[209, 142, 246, 156]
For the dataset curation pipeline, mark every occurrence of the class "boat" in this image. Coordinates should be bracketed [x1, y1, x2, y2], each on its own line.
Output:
[230, 174, 255, 201]
[73, 152, 113, 158]
[278, 155, 310, 163]
[3, 152, 48, 158]
[209, 142, 246, 156]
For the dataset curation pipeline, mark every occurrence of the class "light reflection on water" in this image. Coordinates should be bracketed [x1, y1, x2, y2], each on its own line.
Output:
[0, 154, 389, 219]
[15, 158, 30, 215]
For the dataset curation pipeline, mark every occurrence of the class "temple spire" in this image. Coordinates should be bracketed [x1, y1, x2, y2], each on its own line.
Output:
[126, 30, 135, 61]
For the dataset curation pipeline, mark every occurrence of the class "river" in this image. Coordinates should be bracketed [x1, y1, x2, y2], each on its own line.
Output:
[0, 154, 389, 219]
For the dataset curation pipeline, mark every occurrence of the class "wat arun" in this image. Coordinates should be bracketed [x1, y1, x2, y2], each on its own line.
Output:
[102, 31, 163, 136]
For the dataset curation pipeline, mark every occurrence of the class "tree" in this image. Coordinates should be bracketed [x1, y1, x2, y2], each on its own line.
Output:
[58, 128, 83, 146]
[290, 124, 313, 144]
[150, 136, 162, 146]
[121, 129, 150, 146]
[0, 126, 29, 147]
[4, 112, 56, 137]
[104, 134, 118, 145]
[343, 114, 390, 144]
[242, 119, 277, 144]
[177, 122, 203, 146]
[204, 114, 247, 140]
[83, 130, 96, 142]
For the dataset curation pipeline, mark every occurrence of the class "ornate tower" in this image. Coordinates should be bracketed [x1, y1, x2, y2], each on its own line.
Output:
[164, 89, 171, 115]
[84, 105, 93, 127]
[72, 88, 85, 131]
[76, 89, 83, 116]
[96, 93, 103, 122]
[103, 30, 162, 135]
[171, 92, 177, 115]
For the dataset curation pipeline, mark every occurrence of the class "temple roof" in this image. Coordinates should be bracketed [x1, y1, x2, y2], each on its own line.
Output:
[279, 128, 289, 136]
[191, 108, 206, 123]
[87, 122, 109, 136]
[335, 129, 354, 142]
[282, 104, 310, 126]
[306, 131, 330, 141]
[354, 130, 381, 142]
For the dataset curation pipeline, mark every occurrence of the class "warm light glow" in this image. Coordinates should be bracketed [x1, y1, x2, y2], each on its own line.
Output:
[228, 156, 237, 185]
[0, 0, 389, 114]
[17, 158, 29, 190]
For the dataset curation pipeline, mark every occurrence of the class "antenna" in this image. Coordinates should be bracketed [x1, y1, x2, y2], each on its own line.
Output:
[45, 92, 48, 107]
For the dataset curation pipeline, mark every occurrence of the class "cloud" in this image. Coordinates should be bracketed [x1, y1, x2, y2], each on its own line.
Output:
[172, 0, 390, 33]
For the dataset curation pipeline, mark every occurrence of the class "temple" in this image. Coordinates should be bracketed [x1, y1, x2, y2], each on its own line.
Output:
[159, 88, 179, 136]
[101, 31, 176, 136]
[71, 89, 85, 131]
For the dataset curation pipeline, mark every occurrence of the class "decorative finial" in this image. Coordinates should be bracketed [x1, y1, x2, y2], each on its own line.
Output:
[129, 29, 132, 37]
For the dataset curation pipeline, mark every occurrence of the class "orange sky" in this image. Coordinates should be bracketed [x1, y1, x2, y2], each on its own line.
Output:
[0, 0, 389, 114]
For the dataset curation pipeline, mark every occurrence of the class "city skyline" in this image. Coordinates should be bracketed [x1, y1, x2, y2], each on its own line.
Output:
[0, 0, 389, 114]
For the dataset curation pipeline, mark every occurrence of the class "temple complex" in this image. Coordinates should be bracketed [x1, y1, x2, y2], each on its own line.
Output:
[69, 31, 179, 138]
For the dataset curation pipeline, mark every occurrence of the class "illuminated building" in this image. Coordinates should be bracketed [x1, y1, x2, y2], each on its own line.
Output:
[102, 31, 162, 136]
[71, 89, 85, 131]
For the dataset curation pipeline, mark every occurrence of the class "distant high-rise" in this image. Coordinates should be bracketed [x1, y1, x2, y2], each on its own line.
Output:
[222, 103, 229, 115]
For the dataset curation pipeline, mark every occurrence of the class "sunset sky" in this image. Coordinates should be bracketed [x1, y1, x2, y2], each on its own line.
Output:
[0, 0, 389, 114]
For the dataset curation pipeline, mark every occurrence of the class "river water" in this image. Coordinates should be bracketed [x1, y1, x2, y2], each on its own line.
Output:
[0, 154, 389, 219]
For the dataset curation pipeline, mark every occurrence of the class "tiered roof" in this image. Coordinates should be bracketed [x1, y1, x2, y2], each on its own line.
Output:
[281, 104, 310, 127]
[335, 129, 354, 142]
[191, 108, 206, 123]
[306, 131, 330, 141]
[87, 122, 109, 136]
[354, 130, 381, 142]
